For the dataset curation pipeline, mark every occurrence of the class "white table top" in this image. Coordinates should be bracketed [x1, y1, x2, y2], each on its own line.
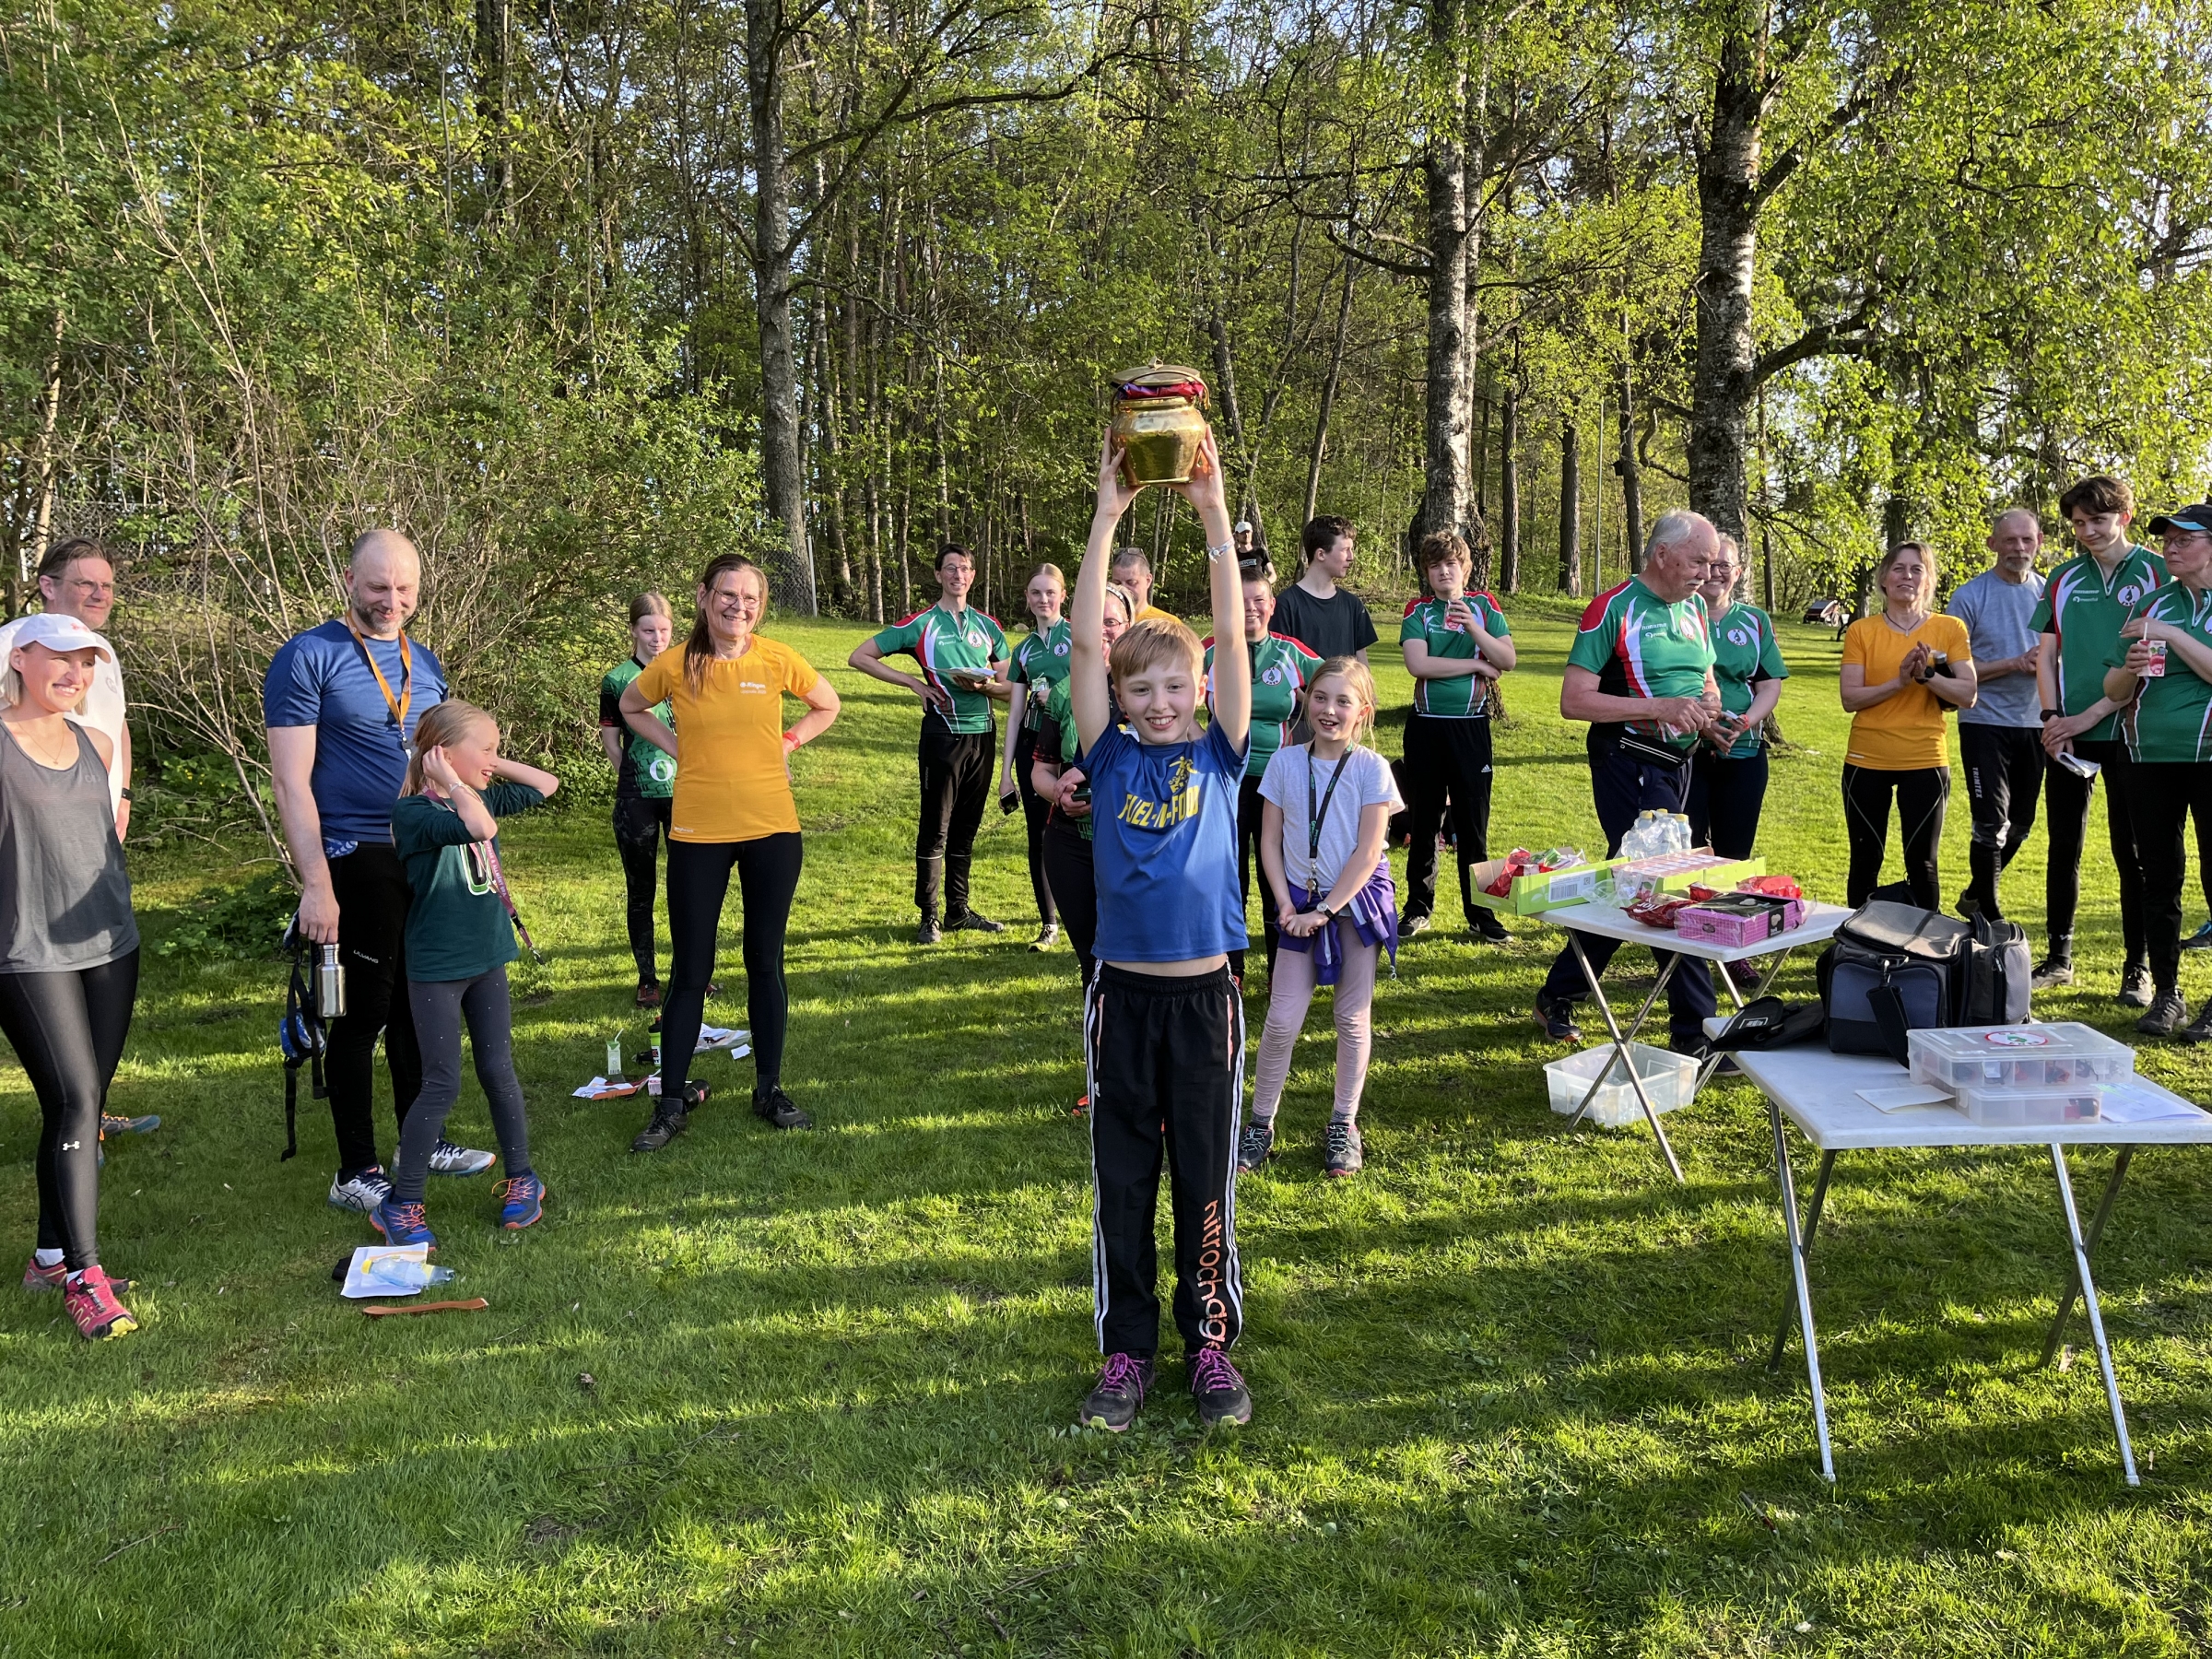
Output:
[1698, 1026, 2212, 1148]
[1537, 900, 1855, 964]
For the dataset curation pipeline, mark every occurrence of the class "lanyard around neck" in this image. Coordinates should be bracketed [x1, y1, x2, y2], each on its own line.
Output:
[1305, 748, 1353, 871]
[347, 622, 413, 729]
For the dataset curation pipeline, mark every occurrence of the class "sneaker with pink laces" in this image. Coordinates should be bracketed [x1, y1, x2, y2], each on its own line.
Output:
[63, 1265, 137, 1340]
[1077, 1351, 1155, 1432]
[1189, 1347, 1251, 1427]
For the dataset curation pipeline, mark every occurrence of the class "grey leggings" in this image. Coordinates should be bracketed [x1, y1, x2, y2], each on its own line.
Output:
[394, 966, 533, 1206]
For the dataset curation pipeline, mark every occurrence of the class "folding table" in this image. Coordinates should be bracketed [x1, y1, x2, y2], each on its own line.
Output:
[1718, 1037, 2212, 1485]
[1534, 900, 1854, 1181]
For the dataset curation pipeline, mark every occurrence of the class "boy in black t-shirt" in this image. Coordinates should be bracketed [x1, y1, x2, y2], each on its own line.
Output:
[1272, 515, 1379, 665]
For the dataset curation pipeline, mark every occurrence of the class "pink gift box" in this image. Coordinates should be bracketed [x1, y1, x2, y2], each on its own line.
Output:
[1675, 897, 1806, 948]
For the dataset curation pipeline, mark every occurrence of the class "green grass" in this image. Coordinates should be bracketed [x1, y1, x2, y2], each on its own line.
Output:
[6, 605, 2212, 1657]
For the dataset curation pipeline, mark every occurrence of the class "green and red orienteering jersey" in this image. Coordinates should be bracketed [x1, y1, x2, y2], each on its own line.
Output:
[1564, 576, 1716, 750]
[1007, 618, 1071, 734]
[869, 602, 1009, 735]
[2125, 581, 2212, 764]
[1399, 592, 1512, 718]
[2030, 544, 2167, 744]
[1706, 602, 1789, 758]
[1204, 631, 1324, 779]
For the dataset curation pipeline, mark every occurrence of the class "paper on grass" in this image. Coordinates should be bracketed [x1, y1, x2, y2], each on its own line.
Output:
[696, 1026, 750, 1052]
[2096, 1085, 2205, 1124]
[1856, 1083, 1954, 1112]
[571, 1076, 644, 1100]
[342, 1244, 429, 1299]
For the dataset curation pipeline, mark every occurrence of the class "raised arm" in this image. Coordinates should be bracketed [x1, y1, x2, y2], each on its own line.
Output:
[1183, 430, 1247, 747]
[268, 724, 338, 944]
[492, 754, 561, 799]
[1073, 435, 1144, 751]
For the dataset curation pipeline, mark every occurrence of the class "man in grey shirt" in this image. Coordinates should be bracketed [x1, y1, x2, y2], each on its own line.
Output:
[1947, 508, 2047, 920]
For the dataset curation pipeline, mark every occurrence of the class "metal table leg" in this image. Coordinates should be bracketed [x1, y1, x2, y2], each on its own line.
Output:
[1562, 930, 1685, 1182]
[1770, 1097, 1835, 1482]
[2042, 1147, 2136, 1366]
[1769, 1148, 1838, 1371]
[2050, 1145, 2138, 1486]
[1566, 945, 1676, 1124]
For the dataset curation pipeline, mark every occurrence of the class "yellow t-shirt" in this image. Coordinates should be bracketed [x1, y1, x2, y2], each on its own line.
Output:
[1135, 604, 1179, 625]
[1841, 613, 1973, 771]
[631, 637, 821, 841]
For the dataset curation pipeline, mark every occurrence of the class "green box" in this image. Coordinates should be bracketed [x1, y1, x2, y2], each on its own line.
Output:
[1467, 857, 1623, 915]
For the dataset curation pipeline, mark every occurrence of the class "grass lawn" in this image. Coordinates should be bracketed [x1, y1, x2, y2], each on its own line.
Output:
[7, 601, 2212, 1657]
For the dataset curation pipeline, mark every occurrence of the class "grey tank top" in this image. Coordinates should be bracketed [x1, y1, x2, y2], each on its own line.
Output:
[0, 722, 138, 972]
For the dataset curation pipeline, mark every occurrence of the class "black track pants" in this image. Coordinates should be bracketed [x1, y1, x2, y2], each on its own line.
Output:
[1841, 763, 1950, 911]
[0, 951, 139, 1269]
[663, 833, 804, 1100]
[1229, 774, 1280, 982]
[613, 795, 673, 983]
[1686, 747, 1769, 863]
[1402, 712, 1494, 924]
[1044, 821, 1098, 989]
[1012, 728, 1057, 929]
[916, 723, 994, 919]
[325, 844, 420, 1177]
[1084, 965, 1245, 1359]
[1956, 724, 2043, 921]
[2123, 760, 2212, 994]
[2044, 738, 2147, 961]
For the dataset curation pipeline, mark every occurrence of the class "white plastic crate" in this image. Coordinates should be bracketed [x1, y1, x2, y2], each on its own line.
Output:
[1545, 1041, 1700, 1128]
[1952, 1083, 2104, 1126]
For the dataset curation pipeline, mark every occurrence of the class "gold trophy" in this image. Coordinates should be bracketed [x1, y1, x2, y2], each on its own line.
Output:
[1110, 362, 1210, 487]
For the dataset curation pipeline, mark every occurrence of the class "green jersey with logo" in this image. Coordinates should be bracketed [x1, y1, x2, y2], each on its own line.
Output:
[598, 656, 676, 800]
[1205, 632, 1324, 779]
[1008, 619, 1071, 734]
[2125, 582, 2212, 763]
[1038, 676, 1116, 841]
[2030, 544, 2167, 743]
[1400, 591, 1512, 718]
[1706, 603, 1788, 758]
[1564, 578, 1716, 750]
[870, 602, 1009, 735]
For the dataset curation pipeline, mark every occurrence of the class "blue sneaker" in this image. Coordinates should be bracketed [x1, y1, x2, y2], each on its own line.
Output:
[371, 1197, 436, 1249]
[494, 1174, 546, 1230]
[2185, 919, 2212, 953]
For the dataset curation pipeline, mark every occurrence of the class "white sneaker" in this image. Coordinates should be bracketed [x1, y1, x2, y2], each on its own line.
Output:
[328, 1167, 393, 1211]
[429, 1139, 494, 1177]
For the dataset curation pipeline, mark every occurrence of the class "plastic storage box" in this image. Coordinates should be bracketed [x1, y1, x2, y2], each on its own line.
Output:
[1612, 850, 1765, 895]
[1468, 857, 1620, 915]
[1544, 1041, 1700, 1128]
[1908, 1023, 2135, 1091]
[1952, 1083, 2104, 1126]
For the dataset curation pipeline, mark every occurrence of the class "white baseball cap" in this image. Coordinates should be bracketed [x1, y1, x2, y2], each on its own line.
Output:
[8, 611, 113, 662]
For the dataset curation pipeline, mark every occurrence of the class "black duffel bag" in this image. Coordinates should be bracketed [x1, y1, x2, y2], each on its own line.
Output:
[1817, 900, 2030, 1062]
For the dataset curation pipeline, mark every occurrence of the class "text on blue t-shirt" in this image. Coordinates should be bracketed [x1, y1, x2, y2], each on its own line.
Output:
[263, 620, 448, 849]
[1086, 720, 1249, 962]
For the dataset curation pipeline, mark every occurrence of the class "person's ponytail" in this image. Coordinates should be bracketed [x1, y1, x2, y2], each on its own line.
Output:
[685, 555, 766, 694]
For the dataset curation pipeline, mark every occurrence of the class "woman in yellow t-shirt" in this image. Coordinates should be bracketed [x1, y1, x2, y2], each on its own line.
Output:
[618, 554, 841, 1147]
[1839, 541, 1979, 908]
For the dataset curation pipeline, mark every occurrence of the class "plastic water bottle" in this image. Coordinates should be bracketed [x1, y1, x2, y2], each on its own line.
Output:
[368, 1258, 454, 1290]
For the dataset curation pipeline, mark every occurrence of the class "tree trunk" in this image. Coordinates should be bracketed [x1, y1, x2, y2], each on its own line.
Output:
[1617, 362, 1644, 572]
[744, 0, 818, 612]
[1499, 378, 1520, 594]
[1416, 0, 1477, 550]
[1204, 312, 1255, 535]
[16, 310, 64, 618]
[1688, 15, 1762, 546]
[1302, 260, 1356, 529]
[473, 0, 512, 218]
[1558, 417, 1582, 597]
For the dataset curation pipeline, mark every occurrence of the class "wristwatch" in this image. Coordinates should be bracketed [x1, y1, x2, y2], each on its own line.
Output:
[2041, 708, 2061, 722]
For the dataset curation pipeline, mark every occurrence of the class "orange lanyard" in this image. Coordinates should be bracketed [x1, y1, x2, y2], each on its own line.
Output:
[347, 622, 413, 730]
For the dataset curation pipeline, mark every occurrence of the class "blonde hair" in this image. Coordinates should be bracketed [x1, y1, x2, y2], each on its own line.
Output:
[401, 700, 497, 795]
[1309, 655, 1380, 745]
[1102, 582, 1136, 624]
[1876, 540, 1939, 610]
[1030, 561, 1066, 591]
[1109, 615, 1203, 683]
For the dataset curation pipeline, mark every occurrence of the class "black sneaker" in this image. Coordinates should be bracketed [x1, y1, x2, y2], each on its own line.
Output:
[1189, 1347, 1252, 1427]
[2030, 954, 2075, 990]
[1236, 1118, 1276, 1172]
[631, 1082, 707, 1153]
[916, 912, 942, 946]
[946, 910, 1006, 934]
[1400, 912, 1431, 937]
[2119, 963, 2156, 1008]
[1533, 993, 1583, 1043]
[2137, 989, 2189, 1038]
[1078, 1352, 1154, 1432]
[753, 1085, 813, 1130]
[1471, 912, 1511, 944]
[1322, 1119, 1363, 1178]
[2181, 1003, 2212, 1044]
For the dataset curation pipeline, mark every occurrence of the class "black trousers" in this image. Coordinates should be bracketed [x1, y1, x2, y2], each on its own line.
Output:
[916, 722, 994, 919]
[326, 844, 420, 1176]
[2045, 738, 2147, 962]
[1084, 965, 1244, 1359]
[1841, 763, 1950, 911]
[1402, 712, 1494, 924]
[394, 966, 532, 1206]
[1539, 739, 1715, 1047]
[614, 794, 673, 983]
[1012, 728, 1056, 929]
[0, 951, 138, 1269]
[1686, 747, 1769, 862]
[2123, 761, 2212, 993]
[1957, 724, 2043, 920]
[663, 832, 804, 1100]
[1044, 820, 1098, 989]
[1229, 774, 1281, 983]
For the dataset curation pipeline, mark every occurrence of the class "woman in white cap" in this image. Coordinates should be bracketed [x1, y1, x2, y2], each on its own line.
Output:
[1, 614, 141, 1339]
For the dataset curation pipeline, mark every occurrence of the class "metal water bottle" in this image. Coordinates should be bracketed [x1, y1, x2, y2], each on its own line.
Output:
[317, 944, 347, 1019]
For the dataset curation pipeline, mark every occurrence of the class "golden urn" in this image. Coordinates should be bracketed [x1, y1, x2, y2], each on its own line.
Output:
[1110, 361, 1210, 487]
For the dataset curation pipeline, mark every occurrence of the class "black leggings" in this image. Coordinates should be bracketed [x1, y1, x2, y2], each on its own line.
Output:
[1013, 728, 1056, 929]
[2044, 738, 2147, 961]
[394, 967, 533, 1206]
[0, 951, 139, 1270]
[664, 833, 803, 1100]
[1841, 764, 1950, 911]
[1044, 820, 1098, 989]
[1687, 747, 1769, 862]
[1229, 774, 1280, 983]
[2123, 761, 2212, 994]
[613, 795, 673, 983]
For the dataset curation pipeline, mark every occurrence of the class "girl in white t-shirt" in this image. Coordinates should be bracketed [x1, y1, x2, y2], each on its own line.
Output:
[1241, 657, 1402, 1178]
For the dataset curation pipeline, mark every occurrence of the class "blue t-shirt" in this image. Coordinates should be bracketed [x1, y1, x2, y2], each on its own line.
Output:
[263, 621, 448, 851]
[1086, 720, 1249, 963]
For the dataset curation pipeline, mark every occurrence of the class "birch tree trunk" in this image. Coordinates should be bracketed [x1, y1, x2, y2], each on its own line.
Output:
[1558, 416, 1582, 597]
[1688, 16, 1762, 545]
[1499, 378, 1520, 594]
